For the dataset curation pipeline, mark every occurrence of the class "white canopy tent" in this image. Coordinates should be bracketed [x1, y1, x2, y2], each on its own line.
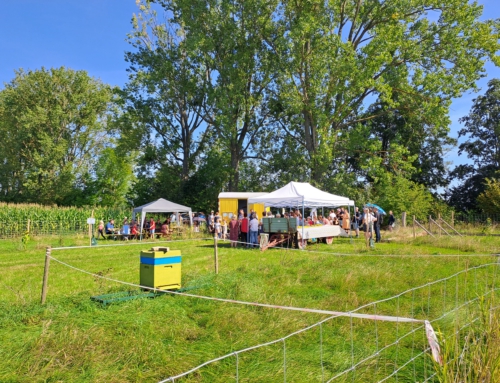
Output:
[132, 198, 193, 234]
[247, 181, 354, 208]
[248, 181, 355, 246]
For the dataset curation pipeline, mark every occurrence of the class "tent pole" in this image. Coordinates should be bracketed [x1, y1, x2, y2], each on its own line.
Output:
[302, 201, 305, 250]
[349, 204, 353, 244]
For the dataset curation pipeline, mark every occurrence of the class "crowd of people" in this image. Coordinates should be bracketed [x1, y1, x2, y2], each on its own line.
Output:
[96, 215, 182, 240]
[94, 206, 396, 248]
[204, 206, 396, 249]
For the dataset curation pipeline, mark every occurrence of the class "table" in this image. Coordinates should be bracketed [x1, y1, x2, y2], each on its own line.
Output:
[296, 225, 348, 241]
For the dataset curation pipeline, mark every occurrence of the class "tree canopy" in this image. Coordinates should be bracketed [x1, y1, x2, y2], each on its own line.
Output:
[448, 78, 500, 211]
[0, 67, 120, 205]
[1, 1, 499, 217]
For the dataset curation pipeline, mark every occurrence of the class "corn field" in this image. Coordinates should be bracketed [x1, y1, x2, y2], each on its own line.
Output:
[0, 203, 131, 238]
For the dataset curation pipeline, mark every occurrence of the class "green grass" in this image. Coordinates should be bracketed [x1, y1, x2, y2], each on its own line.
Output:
[0, 231, 499, 382]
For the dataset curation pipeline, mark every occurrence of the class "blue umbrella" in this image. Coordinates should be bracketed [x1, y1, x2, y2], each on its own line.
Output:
[364, 203, 386, 215]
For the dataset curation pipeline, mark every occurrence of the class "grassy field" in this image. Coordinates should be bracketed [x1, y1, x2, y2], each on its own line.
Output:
[0, 229, 499, 382]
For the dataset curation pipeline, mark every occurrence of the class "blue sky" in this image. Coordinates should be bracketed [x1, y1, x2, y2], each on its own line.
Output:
[1, 0, 499, 172]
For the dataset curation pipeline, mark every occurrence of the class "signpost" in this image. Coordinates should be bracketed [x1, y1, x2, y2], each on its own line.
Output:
[87, 217, 96, 246]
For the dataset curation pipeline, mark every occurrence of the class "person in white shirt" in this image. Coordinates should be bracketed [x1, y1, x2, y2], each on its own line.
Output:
[249, 215, 260, 248]
[362, 207, 377, 248]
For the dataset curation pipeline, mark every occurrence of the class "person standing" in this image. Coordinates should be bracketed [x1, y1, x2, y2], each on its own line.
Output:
[337, 208, 343, 227]
[342, 208, 350, 234]
[354, 207, 362, 238]
[208, 210, 215, 234]
[362, 208, 377, 249]
[229, 215, 240, 248]
[259, 211, 267, 234]
[249, 214, 259, 248]
[240, 213, 249, 247]
[388, 211, 395, 232]
[97, 220, 106, 239]
[149, 217, 156, 238]
[373, 207, 381, 243]
[221, 217, 228, 239]
[238, 210, 244, 244]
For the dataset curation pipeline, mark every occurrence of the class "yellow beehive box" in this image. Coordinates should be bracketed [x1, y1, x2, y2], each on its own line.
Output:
[140, 249, 182, 290]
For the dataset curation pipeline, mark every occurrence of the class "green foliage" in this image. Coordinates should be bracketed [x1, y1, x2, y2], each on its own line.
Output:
[375, 173, 434, 221]
[434, 297, 500, 383]
[0, 202, 131, 237]
[0, 67, 117, 205]
[477, 177, 500, 215]
[449, 79, 500, 211]
[122, 1, 210, 190]
[92, 148, 136, 207]
[267, 0, 500, 185]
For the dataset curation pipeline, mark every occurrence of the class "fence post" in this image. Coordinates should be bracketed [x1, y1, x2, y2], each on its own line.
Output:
[438, 214, 441, 236]
[27, 219, 31, 234]
[41, 246, 51, 304]
[451, 211, 455, 227]
[402, 212, 407, 228]
[413, 215, 416, 239]
[214, 235, 219, 275]
[428, 215, 432, 232]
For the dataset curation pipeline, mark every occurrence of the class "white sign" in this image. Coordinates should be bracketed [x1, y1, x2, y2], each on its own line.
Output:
[87, 218, 96, 224]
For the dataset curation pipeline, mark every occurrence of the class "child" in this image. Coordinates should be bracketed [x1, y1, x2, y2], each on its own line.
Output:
[97, 220, 106, 239]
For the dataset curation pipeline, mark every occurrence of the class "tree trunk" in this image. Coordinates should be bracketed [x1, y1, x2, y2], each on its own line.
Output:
[228, 145, 240, 192]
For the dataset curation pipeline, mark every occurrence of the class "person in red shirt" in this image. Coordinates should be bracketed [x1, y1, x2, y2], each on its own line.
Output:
[130, 222, 138, 239]
[240, 213, 249, 247]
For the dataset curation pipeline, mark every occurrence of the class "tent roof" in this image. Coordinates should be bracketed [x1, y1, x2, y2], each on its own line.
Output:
[247, 182, 354, 208]
[133, 198, 191, 214]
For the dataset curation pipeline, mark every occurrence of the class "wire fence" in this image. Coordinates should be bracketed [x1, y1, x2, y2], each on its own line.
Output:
[1, 212, 499, 239]
[154, 262, 499, 382]
[47, 242, 500, 382]
[0, 219, 202, 239]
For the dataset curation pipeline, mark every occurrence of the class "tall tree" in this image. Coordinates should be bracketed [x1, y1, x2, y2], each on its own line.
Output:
[0, 67, 116, 204]
[170, 0, 278, 191]
[448, 78, 500, 211]
[121, 1, 211, 201]
[362, 101, 456, 190]
[267, 0, 500, 185]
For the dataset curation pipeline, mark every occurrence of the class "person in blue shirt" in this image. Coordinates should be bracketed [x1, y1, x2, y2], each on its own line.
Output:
[122, 219, 130, 240]
[105, 219, 115, 234]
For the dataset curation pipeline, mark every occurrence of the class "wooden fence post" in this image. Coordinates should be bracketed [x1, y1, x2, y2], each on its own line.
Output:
[413, 215, 416, 239]
[402, 212, 407, 227]
[451, 211, 455, 227]
[428, 215, 432, 232]
[41, 246, 51, 304]
[438, 213, 442, 236]
[214, 235, 219, 275]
